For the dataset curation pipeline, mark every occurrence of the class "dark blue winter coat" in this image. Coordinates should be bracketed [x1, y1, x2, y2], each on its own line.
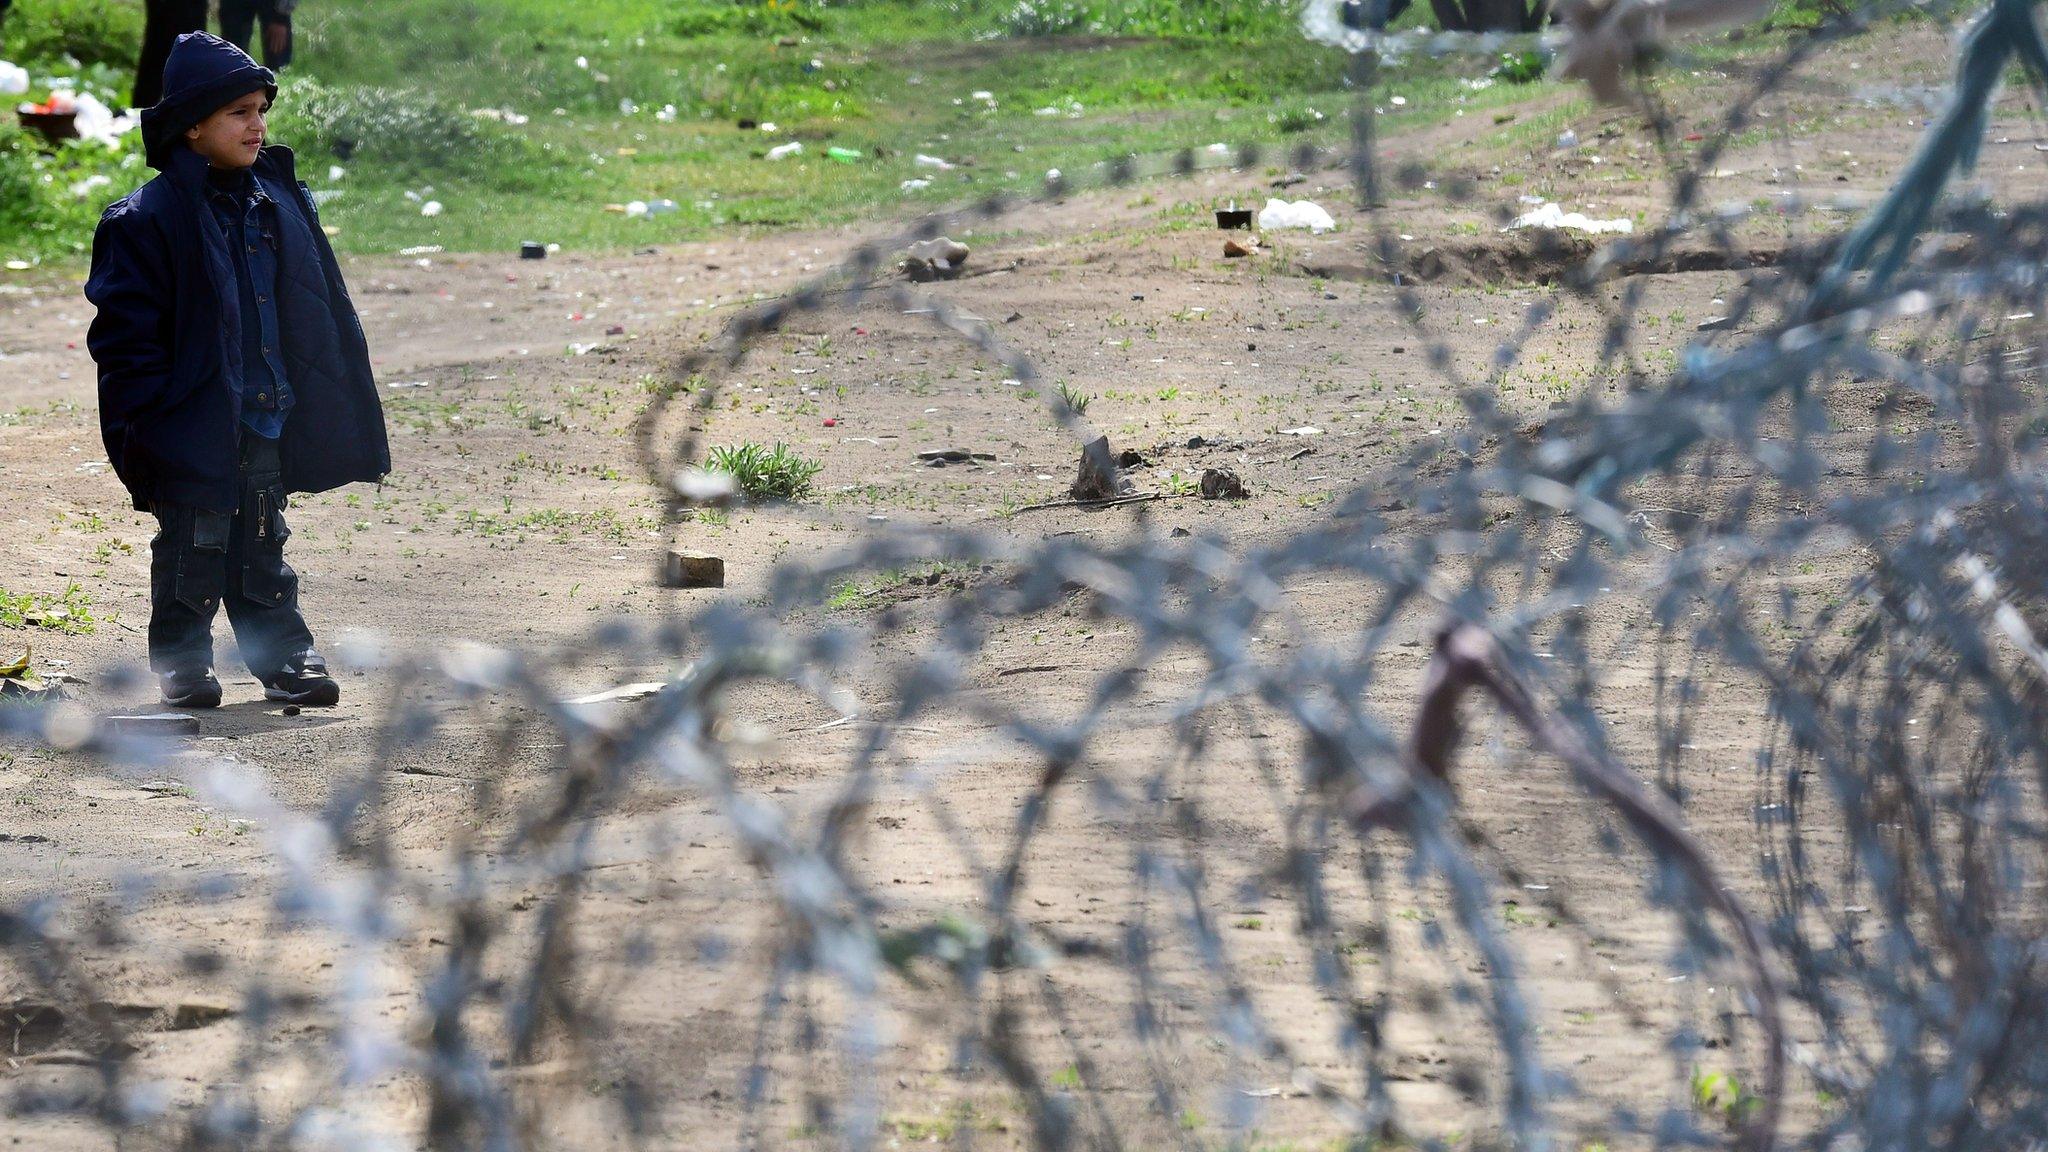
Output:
[85, 35, 387, 514]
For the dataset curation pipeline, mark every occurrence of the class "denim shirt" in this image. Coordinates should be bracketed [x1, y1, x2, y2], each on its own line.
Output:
[204, 166, 294, 439]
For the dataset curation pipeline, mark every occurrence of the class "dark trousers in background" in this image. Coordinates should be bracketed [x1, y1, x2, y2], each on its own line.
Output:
[219, 0, 293, 69]
[132, 0, 209, 109]
[147, 435, 315, 679]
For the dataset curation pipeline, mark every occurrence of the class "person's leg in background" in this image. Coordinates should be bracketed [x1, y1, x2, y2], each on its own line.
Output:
[132, 0, 210, 109]
[257, 1, 294, 70]
[219, 0, 259, 55]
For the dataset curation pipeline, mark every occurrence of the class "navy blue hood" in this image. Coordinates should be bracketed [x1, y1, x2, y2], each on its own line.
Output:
[140, 32, 278, 171]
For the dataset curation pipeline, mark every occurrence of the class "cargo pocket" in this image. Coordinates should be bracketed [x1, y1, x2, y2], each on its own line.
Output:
[242, 485, 299, 609]
[175, 509, 231, 614]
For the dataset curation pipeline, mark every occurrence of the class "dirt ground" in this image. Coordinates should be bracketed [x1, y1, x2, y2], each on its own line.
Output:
[0, 23, 2034, 1152]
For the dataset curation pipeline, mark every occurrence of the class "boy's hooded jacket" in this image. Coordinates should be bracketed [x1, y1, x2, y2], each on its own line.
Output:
[86, 32, 387, 514]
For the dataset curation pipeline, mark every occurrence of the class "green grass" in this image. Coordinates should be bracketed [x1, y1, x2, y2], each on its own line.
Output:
[0, 0, 1587, 264]
[0, 583, 98, 634]
[706, 440, 824, 501]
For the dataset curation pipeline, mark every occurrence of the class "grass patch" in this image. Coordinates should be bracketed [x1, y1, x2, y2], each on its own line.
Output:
[0, 583, 97, 634]
[825, 560, 970, 611]
[707, 441, 824, 501]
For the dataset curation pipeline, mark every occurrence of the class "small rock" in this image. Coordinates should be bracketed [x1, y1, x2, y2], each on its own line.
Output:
[1070, 436, 1131, 502]
[104, 713, 200, 738]
[664, 550, 725, 589]
[1224, 238, 1255, 259]
[916, 448, 996, 466]
[1116, 448, 1148, 469]
[1200, 468, 1249, 500]
[1186, 435, 1209, 448]
[605, 324, 626, 336]
[902, 237, 971, 282]
[1170, 526, 1193, 538]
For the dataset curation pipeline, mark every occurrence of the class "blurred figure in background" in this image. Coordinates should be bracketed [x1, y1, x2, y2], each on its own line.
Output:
[134, 0, 209, 109]
[220, 0, 295, 70]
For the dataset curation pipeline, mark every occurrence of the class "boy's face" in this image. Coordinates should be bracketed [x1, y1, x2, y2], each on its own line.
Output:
[184, 91, 270, 169]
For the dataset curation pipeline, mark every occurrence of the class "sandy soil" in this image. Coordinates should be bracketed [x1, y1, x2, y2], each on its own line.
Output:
[0, 23, 2032, 1152]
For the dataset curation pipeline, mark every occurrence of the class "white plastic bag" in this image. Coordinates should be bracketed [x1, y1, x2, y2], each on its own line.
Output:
[1257, 198, 1336, 233]
[1506, 202, 1633, 235]
[0, 61, 28, 97]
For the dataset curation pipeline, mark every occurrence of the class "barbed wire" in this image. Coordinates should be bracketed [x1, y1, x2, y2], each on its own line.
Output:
[8, 2, 2048, 1150]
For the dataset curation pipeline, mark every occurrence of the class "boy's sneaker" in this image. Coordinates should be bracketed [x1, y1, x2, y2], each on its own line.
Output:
[262, 659, 340, 707]
[161, 668, 223, 709]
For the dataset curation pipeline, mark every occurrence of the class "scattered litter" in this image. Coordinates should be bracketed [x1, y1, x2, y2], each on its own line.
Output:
[386, 380, 432, 389]
[900, 178, 932, 192]
[1224, 238, 1256, 259]
[826, 146, 863, 163]
[902, 237, 970, 282]
[1556, 128, 1580, 149]
[520, 241, 548, 260]
[1280, 426, 1323, 437]
[398, 244, 443, 256]
[625, 200, 649, 218]
[914, 154, 955, 170]
[1199, 468, 1249, 500]
[1506, 202, 1633, 235]
[420, 200, 443, 217]
[1216, 207, 1254, 230]
[1257, 198, 1336, 233]
[766, 141, 804, 161]
[68, 173, 112, 199]
[0, 61, 27, 96]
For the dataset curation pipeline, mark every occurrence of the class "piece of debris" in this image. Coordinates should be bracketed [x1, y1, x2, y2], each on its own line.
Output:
[1224, 238, 1256, 259]
[1186, 435, 1210, 448]
[1257, 198, 1336, 233]
[104, 714, 200, 738]
[766, 141, 803, 161]
[1200, 468, 1250, 500]
[562, 682, 669, 707]
[1170, 526, 1193, 537]
[1216, 207, 1254, 230]
[1270, 171, 1308, 189]
[916, 448, 996, 466]
[1696, 315, 1735, 331]
[1070, 436, 1132, 502]
[519, 241, 547, 259]
[1116, 448, 1148, 469]
[605, 324, 626, 336]
[664, 550, 726, 589]
[902, 237, 971, 281]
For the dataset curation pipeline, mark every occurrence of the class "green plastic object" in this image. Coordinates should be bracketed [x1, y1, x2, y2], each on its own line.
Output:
[826, 146, 863, 163]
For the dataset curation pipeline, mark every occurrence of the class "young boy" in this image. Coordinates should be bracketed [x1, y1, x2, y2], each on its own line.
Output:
[86, 32, 388, 708]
